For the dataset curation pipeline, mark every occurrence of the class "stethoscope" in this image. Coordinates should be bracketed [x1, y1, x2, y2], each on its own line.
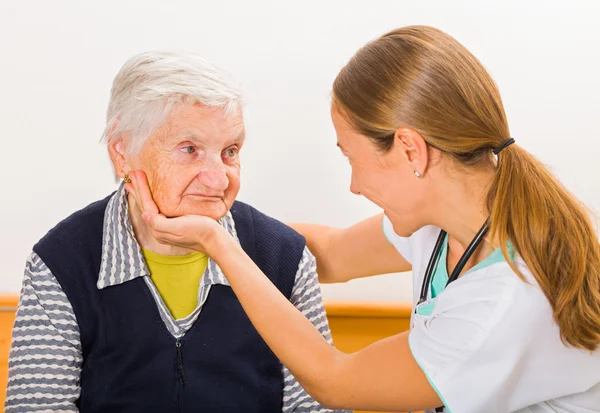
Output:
[416, 219, 490, 413]
[417, 217, 490, 305]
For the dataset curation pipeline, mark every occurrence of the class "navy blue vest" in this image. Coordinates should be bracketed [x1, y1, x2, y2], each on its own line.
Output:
[33, 194, 306, 413]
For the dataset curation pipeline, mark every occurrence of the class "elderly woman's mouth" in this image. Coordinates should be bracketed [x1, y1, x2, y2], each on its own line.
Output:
[184, 194, 223, 201]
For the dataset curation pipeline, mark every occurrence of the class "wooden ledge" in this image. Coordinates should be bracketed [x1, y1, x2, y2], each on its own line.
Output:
[324, 300, 412, 318]
[1, 294, 414, 319]
[0, 294, 18, 311]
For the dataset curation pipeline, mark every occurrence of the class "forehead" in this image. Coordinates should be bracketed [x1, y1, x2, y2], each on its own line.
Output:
[158, 103, 245, 144]
[330, 104, 348, 131]
[331, 105, 363, 151]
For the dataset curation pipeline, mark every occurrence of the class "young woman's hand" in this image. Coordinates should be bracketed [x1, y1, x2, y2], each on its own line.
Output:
[125, 170, 233, 257]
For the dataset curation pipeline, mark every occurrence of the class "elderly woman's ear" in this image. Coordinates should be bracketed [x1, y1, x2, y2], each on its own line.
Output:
[107, 138, 130, 180]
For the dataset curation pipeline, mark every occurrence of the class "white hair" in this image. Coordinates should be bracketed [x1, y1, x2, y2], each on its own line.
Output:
[102, 50, 243, 154]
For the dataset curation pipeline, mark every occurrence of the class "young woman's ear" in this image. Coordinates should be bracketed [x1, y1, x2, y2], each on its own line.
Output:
[394, 128, 429, 177]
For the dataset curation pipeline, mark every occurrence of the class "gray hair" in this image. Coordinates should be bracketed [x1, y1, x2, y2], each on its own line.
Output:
[102, 50, 243, 154]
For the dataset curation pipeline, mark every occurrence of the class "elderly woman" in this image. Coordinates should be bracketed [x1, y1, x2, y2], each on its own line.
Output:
[6, 51, 345, 413]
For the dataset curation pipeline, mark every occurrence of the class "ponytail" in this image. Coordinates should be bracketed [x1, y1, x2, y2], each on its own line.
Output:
[489, 145, 600, 351]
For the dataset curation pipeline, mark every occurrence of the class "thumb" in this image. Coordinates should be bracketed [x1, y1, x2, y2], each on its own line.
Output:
[143, 211, 169, 233]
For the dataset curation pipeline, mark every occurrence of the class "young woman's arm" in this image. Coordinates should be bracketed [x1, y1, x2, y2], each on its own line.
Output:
[212, 237, 440, 411]
[289, 215, 411, 284]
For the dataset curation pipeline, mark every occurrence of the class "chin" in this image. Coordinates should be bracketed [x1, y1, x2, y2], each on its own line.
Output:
[392, 226, 416, 238]
[386, 212, 419, 238]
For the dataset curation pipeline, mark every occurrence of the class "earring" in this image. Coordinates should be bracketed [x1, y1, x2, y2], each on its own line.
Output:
[414, 170, 423, 178]
[123, 173, 131, 184]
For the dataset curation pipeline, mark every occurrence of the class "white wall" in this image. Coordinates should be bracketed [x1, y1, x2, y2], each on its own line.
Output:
[1, 0, 599, 302]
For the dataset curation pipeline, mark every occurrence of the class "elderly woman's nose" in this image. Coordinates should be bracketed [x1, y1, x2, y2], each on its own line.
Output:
[197, 161, 229, 191]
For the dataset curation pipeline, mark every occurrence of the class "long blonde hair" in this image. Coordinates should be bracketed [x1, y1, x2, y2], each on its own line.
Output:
[333, 25, 600, 351]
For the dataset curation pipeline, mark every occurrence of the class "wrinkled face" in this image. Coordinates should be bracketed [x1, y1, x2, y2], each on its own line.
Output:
[331, 105, 432, 237]
[121, 103, 244, 220]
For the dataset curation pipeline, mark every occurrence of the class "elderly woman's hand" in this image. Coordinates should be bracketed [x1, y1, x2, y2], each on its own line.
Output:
[125, 170, 234, 257]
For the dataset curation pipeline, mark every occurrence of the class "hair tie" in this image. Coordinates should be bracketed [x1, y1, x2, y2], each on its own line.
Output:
[493, 138, 515, 155]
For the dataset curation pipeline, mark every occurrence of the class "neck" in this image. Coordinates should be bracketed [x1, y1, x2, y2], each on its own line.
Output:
[431, 165, 497, 266]
[127, 193, 195, 256]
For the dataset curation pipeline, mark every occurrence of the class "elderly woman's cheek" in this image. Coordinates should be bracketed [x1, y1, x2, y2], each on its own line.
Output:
[146, 159, 182, 208]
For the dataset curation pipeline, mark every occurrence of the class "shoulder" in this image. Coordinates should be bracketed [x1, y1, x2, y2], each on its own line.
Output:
[33, 193, 114, 253]
[229, 200, 306, 247]
[32, 193, 115, 283]
[382, 215, 440, 265]
[22, 252, 63, 294]
[228, 201, 307, 297]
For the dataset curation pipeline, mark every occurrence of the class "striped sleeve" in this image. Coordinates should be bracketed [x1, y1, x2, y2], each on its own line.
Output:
[5, 253, 82, 413]
[282, 248, 351, 413]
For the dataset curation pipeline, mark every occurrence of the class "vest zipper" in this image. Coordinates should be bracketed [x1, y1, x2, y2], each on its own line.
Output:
[176, 340, 186, 387]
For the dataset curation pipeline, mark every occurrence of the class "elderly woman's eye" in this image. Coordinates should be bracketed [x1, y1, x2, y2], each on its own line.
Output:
[180, 146, 196, 154]
[224, 147, 239, 157]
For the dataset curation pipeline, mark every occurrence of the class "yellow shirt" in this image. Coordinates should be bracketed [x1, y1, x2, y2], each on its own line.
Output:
[142, 248, 208, 319]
